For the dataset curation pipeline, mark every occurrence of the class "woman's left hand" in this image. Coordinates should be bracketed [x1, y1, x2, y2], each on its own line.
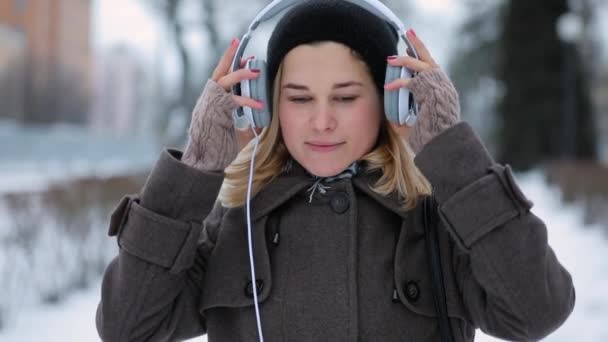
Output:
[384, 28, 439, 86]
[384, 29, 439, 139]
[384, 29, 460, 150]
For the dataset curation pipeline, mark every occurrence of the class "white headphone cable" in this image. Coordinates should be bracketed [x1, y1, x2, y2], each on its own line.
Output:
[245, 124, 265, 342]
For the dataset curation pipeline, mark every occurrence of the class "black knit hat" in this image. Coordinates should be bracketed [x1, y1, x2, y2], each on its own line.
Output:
[266, 0, 398, 106]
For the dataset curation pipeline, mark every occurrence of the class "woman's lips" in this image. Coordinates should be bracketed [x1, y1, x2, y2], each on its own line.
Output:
[306, 142, 345, 152]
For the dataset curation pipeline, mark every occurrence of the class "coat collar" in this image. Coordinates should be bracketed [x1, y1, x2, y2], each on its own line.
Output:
[352, 175, 413, 219]
[250, 158, 312, 220]
[250, 159, 414, 220]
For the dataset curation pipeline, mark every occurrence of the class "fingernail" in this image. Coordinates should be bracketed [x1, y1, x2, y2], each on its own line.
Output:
[408, 29, 417, 38]
[250, 68, 261, 73]
[247, 55, 255, 60]
[230, 38, 239, 47]
[257, 101, 265, 108]
[387, 55, 398, 60]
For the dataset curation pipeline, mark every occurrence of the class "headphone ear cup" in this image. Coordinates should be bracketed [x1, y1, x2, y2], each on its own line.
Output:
[384, 65, 402, 124]
[233, 78, 249, 129]
[242, 59, 271, 128]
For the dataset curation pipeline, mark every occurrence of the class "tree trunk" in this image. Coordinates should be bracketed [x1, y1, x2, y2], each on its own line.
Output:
[497, 0, 597, 170]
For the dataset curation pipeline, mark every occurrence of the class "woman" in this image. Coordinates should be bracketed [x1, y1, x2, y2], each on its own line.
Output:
[96, 1, 574, 341]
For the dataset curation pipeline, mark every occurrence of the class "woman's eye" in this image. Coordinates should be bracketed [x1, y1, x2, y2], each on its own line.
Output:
[336, 96, 358, 102]
[288, 97, 311, 103]
[287, 96, 358, 103]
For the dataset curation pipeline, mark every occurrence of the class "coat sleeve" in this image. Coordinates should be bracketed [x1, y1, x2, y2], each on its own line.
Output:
[96, 148, 225, 342]
[414, 122, 575, 341]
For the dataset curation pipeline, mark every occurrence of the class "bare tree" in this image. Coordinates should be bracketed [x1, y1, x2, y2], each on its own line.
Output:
[145, 0, 190, 144]
[144, 0, 266, 145]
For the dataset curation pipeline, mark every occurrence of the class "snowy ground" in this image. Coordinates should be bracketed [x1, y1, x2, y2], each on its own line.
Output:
[0, 171, 607, 341]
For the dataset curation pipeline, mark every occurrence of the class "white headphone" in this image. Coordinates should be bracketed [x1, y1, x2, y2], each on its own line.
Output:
[231, 0, 420, 130]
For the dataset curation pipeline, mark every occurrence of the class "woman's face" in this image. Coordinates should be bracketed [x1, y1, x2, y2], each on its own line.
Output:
[278, 42, 382, 177]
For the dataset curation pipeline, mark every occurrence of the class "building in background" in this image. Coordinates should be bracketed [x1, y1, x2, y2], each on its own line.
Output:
[0, 23, 26, 121]
[0, 0, 92, 124]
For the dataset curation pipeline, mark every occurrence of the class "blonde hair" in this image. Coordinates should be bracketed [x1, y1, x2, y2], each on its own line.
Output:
[219, 62, 432, 211]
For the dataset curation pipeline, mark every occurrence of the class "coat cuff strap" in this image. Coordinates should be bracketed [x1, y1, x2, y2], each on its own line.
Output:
[438, 164, 534, 251]
[108, 194, 201, 274]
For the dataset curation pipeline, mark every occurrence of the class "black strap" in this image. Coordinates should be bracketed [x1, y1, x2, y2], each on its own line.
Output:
[423, 195, 455, 342]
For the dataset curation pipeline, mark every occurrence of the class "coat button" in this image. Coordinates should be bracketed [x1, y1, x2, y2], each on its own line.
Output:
[405, 281, 420, 302]
[330, 192, 350, 213]
[245, 279, 264, 298]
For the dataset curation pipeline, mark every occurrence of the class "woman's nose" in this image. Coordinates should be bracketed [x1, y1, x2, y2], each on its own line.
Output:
[310, 104, 337, 132]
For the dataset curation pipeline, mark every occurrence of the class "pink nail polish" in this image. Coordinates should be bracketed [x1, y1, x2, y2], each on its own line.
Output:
[250, 68, 261, 73]
[230, 38, 238, 47]
[387, 55, 397, 60]
[408, 29, 417, 38]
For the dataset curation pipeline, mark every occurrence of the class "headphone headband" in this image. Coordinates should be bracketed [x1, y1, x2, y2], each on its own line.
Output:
[231, 0, 417, 73]
[251, 0, 404, 32]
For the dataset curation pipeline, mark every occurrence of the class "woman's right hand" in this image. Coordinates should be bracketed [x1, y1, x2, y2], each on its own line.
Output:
[212, 38, 265, 151]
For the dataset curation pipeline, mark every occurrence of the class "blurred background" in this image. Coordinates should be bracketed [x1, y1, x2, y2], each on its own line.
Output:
[0, 0, 607, 341]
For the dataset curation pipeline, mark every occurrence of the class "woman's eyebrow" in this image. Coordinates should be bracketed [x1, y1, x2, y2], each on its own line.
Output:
[282, 81, 364, 90]
[333, 81, 363, 89]
[282, 83, 309, 90]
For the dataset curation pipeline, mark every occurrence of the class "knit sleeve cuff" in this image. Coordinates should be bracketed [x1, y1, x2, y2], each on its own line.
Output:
[182, 79, 240, 172]
[195, 79, 239, 129]
[407, 68, 461, 154]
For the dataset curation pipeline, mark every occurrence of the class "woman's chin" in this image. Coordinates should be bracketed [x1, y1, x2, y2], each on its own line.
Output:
[302, 161, 352, 178]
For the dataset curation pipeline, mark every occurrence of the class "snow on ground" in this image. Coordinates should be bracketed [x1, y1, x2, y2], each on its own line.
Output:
[0, 283, 103, 342]
[1, 171, 607, 341]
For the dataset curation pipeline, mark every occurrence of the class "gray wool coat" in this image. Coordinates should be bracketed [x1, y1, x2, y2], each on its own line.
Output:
[96, 122, 575, 342]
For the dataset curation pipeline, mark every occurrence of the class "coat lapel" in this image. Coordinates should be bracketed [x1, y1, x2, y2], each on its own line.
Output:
[251, 161, 312, 221]
[352, 170, 414, 220]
